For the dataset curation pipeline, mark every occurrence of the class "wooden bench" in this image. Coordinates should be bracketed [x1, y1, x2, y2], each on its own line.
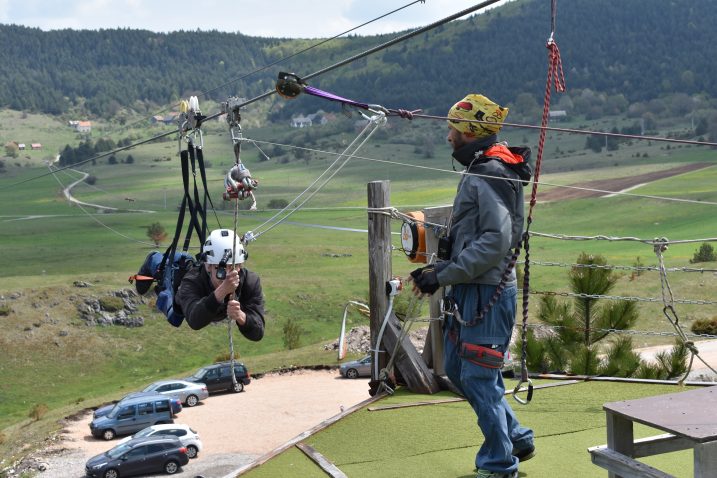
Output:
[588, 386, 717, 478]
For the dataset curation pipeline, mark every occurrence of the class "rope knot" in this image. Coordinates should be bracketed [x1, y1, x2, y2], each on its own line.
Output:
[395, 108, 421, 120]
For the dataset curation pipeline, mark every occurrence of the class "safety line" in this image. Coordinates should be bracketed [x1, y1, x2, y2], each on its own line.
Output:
[525, 323, 717, 340]
[251, 113, 387, 239]
[528, 290, 717, 306]
[405, 113, 717, 148]
[246, 138, 717, 207]
[530, 232, 717, 245]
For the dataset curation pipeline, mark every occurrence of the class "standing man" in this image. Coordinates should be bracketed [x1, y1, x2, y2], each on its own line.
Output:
[409, 94, 534, 478]
[176, 228, 264, 341]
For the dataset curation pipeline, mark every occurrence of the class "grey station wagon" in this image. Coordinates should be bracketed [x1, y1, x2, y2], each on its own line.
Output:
[90, 395, 174, 440]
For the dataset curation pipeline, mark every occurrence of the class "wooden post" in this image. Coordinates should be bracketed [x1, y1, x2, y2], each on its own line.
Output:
[367, 181, 391, 395]
[423, 206, 452, 377]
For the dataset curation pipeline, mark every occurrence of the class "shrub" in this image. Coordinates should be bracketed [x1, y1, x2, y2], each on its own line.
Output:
[691, 317, 717, 336]
[99, 296, 124, 312]
[690, 242, 717, 263]
[0, 303, 10, 316]
[282, 317, 303, 350]
[29, 403, 48, 421]
[213, 351, 236, 362]
[146, 222, 167, 246]
[84, 175, 97, 185]
[267, 198, 289, 209]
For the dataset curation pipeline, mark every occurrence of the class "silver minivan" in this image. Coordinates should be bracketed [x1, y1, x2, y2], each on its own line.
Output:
[90, 395, 174, 440]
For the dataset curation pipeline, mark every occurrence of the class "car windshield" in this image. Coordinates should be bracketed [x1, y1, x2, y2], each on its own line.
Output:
[106, 404, 120, 419]
[191, 368, 209, 379]
[141, 384, 157, 392]
[106, 443, 133, 459]
[134, 428, 154, 438]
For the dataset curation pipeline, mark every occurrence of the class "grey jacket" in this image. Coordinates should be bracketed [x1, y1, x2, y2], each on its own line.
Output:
[436, 137, 531, 287]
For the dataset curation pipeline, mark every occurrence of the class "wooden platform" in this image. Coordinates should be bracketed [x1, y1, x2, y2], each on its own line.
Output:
[589, 386, 717, 478]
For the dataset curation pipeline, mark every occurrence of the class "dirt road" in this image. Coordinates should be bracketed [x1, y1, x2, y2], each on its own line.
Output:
[35, 369, 371, 478]
[539, 163, 712, 202]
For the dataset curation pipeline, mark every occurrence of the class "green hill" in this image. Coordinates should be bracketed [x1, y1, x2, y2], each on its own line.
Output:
[1, 0, 716, 118]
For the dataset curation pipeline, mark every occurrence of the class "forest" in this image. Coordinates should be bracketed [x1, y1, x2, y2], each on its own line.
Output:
[0, 0, 716, 122]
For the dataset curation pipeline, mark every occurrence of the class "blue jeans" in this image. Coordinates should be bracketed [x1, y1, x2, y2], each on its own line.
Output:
[443, 284, 534, 474]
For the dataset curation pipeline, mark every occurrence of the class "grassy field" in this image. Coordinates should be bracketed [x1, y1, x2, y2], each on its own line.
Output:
[0, 108, 716, 464]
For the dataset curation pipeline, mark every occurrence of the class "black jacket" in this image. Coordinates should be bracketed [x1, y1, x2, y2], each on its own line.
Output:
[175, 264, 265, 341]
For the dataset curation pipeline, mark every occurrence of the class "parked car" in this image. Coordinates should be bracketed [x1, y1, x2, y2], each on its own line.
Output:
[185, 361, 251, 393]
[140, 379, 209, 407]
[93, 392, 182, 420]
[85, 436, 189, 477]
[340, 355, 372, 379]
[90, 395, 175, 440]
[339, 352, 515, 379]
[117, 424, 203, 459]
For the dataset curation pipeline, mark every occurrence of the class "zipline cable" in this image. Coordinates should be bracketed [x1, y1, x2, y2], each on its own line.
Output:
[97, 0, 428, 138]
[1, 0, 502, 192]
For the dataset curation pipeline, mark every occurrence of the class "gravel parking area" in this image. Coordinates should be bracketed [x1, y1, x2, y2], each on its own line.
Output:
[31, 369, 370, 478]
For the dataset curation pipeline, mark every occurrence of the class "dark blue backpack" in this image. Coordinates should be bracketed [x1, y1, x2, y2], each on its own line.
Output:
[131, 251, 196, 327]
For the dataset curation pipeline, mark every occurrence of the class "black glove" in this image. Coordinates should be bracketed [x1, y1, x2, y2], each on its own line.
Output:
[410, 265, 440, 295]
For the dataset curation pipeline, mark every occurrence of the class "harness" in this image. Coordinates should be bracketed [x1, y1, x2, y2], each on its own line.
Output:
[444, 299, 506, 370]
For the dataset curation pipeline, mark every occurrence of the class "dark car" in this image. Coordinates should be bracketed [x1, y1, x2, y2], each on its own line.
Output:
[85, 436, 189, 478]
[90, 395, 176, 441]
[185, 361, 251, 393]
[93, 392, 182, 420]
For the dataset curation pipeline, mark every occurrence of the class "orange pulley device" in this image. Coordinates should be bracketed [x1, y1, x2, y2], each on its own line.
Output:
[400, 211, 427, 264]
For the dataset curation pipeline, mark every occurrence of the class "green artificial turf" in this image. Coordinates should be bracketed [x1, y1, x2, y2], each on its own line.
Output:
[242, 381, 701, 478]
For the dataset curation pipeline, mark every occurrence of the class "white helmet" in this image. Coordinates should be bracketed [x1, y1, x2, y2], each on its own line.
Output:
[203, 229, 246, 264]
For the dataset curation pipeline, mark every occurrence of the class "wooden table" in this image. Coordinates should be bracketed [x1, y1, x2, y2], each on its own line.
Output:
[588, 385, 717, 478]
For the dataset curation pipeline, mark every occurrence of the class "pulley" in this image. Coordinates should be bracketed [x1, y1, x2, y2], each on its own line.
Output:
[223, 163, 258, 200]
[400, 211, 427, 264]
[276, 72, 306, 99]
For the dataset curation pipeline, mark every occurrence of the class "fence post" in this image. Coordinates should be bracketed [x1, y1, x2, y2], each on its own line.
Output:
[367, 181, 391, 395]
[423, 206, 452, 377]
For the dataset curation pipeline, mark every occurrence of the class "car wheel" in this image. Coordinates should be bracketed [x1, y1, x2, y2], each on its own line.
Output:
[232, 381, 244, 393]
[164, 460, 180, 475]
[102, 429, 116, 441]
[186, 394, 199, 407]
[186, 444, 199, 459]
[346, 368, 359, 379]
[103, 468, 119, 478]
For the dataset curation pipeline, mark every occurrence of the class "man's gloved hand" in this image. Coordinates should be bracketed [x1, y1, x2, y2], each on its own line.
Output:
[410, 265, 440, 295]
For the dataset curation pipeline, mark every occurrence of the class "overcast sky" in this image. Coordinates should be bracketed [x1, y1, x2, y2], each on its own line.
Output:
[0, 0, 508, 38]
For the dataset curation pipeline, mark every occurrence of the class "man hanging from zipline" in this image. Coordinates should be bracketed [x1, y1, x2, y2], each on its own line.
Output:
[176, 228, 265, 341]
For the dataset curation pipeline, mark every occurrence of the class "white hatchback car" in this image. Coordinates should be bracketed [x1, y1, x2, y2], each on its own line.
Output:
[116, 424, 203, 459]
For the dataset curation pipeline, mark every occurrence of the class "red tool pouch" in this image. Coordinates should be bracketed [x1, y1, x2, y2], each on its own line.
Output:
[460, 343, 504, 369]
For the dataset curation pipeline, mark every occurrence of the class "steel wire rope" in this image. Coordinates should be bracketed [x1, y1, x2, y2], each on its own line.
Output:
[245, 138, 717, 207]
[79, 1, 429, 144]
[250, 114, 387, 239]
[243, 139, 717, 206]
[2, 0, 502, 193]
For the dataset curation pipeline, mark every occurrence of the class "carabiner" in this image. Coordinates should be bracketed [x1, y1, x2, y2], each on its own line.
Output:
[512, 378, 534, 405]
